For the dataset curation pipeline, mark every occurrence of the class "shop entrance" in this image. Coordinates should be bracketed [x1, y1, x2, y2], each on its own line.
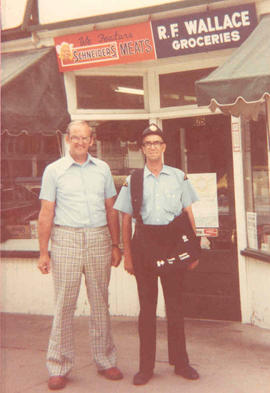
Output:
[163, 115, 241, 321]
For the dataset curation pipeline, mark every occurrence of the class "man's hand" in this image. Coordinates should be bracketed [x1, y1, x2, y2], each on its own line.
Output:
[111, 246, 122, 267]
[38, 199, 55, 275]
[124, 253, 135, 275]
[38, 255, 51, 274]
[187, 259, 199, 271]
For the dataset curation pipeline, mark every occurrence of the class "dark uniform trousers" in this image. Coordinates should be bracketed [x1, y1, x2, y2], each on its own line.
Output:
[132, 230, 189, 374]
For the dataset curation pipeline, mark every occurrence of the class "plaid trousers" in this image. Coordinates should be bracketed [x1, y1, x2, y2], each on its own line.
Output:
[47, 225, 117, 377]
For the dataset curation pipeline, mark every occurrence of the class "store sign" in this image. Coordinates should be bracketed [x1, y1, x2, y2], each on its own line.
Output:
[54, 21, 155, 72]
[151, 3, 257, 58]
[197, 228, 218, 237]
[54, 4, 257, 71]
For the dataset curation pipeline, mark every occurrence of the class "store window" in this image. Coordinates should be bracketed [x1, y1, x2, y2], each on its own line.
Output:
[159, 68, 215, 107]
[90, 120, 147, 192]
[242, 114, 270, 254]
[1, 133, 62, 242]
[76, 75, 144, 109]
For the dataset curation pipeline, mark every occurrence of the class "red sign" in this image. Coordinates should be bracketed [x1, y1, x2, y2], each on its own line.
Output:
[54, 21, 155, 72]
[196, 228, 218, 237]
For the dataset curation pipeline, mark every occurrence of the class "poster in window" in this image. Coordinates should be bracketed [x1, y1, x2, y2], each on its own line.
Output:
[188, 173, 219, 228]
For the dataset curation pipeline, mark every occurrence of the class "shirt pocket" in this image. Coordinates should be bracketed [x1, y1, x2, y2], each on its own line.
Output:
[163, 186, 182, 213]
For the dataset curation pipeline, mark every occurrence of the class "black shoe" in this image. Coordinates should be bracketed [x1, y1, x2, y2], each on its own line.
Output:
[175, 365, 199, 380]
[133, 371, 153, 385]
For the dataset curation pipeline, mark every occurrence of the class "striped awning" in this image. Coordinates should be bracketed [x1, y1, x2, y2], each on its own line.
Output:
[195, 14, 270, 120]
[2, 47, 70, 135]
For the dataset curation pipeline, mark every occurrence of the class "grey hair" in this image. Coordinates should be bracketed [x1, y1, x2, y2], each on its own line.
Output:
[66, 120, 92, 134]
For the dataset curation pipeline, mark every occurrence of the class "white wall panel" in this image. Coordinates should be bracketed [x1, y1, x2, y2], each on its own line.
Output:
[246, 258, 270, 328]
[1, 258, 166, 318]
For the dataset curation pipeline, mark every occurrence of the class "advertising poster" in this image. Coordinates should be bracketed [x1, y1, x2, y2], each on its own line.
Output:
[247, 211, 258, 249]
[188, 173, 219, 229]
[231, 120, 241, 152]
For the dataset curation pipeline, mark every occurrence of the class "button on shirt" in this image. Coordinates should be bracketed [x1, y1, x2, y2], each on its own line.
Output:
[39, 153, 116, 227]
[114, 165, 198, 225]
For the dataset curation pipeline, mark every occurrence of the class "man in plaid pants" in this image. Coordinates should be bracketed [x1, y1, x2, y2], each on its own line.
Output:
[38, 120, 123, 390]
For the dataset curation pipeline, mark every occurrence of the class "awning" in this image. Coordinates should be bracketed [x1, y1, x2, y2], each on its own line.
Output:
[195, 14, 270, 120]
[1, 47, 70, 135]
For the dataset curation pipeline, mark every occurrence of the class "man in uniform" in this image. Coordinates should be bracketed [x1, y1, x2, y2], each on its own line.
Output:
[38, 120, 123, 390]
[114, 123, 199, 385]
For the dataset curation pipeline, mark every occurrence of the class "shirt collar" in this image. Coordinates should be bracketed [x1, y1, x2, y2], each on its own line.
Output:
[144, 164, 170, 177]
[64, 152, 96, 169]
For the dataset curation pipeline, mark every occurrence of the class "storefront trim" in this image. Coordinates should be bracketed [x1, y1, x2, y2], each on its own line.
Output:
[26, 0, 226, 33]
[0, 250, 40, 259]
[241, 248, 270, 263]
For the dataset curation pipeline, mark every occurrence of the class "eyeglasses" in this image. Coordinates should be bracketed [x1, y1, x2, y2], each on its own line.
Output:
[70, 136, 91, 143]
[142, 141, 164, 148]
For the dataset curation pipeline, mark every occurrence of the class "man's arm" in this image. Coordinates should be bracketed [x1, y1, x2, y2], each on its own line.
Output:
[105, 196, 122, 267]
[184, 205, 196, 233]
[122, 212, 134, 275]
[37, 200, 55, 274]
[183, 205, 199, 270]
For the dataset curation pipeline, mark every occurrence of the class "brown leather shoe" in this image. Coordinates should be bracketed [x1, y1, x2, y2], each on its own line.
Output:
[175, 365, 199, 380]
[98, 367, 123, 380]
[48, 376, 67, 390]
[133, 371, 153, 385]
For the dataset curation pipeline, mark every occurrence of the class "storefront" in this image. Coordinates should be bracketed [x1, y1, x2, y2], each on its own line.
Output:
[1, 0, 270, 327]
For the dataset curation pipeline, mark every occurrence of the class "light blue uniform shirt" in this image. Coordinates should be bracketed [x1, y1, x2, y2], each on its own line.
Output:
[114, 165, 198, 225]
[39, 152, 116, 227]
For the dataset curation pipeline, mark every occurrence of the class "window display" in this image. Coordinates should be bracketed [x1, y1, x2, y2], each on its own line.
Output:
[1, 133, 62, 242]
[91, 120, 147, 192]
[243, 114, 270, 254]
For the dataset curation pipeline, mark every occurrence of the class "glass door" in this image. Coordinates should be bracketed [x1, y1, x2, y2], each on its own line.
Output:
[163, 115, 241, 321]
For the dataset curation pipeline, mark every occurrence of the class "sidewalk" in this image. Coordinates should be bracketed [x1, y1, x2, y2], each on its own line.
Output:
[1, 313, 270, 393]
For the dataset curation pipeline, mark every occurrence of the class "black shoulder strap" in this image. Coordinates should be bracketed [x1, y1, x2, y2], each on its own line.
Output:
[130, 168, 144, 221]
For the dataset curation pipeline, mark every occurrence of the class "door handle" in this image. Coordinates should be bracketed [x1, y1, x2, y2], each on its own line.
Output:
[231, 229, 236, 244]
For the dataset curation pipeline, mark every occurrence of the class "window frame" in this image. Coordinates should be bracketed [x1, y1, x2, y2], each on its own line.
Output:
[241, 110, 270, 261]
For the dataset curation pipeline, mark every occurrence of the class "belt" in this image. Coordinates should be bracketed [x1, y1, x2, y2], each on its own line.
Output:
[54, 224, 107, 232]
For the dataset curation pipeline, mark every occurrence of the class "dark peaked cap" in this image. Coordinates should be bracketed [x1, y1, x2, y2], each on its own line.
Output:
[141, 123, 165, 143]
